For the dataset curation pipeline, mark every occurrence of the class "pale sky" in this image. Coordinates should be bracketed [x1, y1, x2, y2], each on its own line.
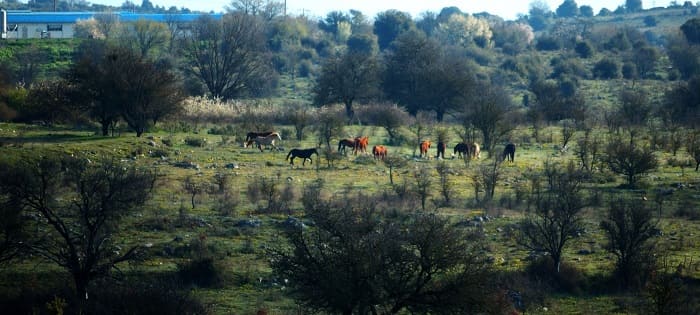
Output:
[88, 0, 672, 20]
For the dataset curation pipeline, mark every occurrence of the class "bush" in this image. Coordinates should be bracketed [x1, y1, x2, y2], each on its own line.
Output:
[177, 257, 224, 288]
[525, 257, 586, 294]
[574, 40, 594, 58]
[207, 124, 236, 135]
[535, 36, 560, 51]
[594, 58, 621, 79]
[184, 137, 207, 147]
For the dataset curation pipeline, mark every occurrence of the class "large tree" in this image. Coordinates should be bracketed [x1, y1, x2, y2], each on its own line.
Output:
[313, 51, 382, 119]
[383, 30, 475, 121]
[461, 81, 513, 155]
[270, 194, 503, 314]
[373, 9, 414, 51]
[180, 13, 274, 99]
[69, 43, 184, 137]
[0, 154, 156, 302]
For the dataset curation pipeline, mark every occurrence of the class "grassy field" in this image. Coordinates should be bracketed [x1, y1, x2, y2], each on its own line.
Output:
[1, 121, 699, 314]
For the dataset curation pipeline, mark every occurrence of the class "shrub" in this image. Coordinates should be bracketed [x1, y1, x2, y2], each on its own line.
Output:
[594, 58, 621, 79]
[177, 257, 224, 288]
[184, 137, 207, 147]
[574, 40, 594, 58]
[535, 36, 560, 51]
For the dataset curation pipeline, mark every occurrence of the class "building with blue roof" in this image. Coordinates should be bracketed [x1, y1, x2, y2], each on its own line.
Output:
[1, 9, 222, 39]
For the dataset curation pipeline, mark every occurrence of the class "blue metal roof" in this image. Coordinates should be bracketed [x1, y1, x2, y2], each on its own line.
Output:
[6, 11, 222, 24]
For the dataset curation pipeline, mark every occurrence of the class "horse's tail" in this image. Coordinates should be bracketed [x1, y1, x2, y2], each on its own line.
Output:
[337, 140, 342, 152]
[286, 150, 292, 161]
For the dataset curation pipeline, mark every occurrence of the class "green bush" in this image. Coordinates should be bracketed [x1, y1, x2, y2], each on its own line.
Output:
[184, 137, 207, 147]
[177, 257, 224, 288]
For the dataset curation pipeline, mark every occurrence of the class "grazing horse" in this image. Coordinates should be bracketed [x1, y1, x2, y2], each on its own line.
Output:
[338, 138, 356, 154]
[372, 145, 387, 160]
[436, 142, 447, 159]
[286, 148, 318, 166]
[245, 132, 282, 152]
[454, 142, 469, 158]
[245, 131, 275, 142]
[468, 142, 481, 159]
[502, 143, 516, 163]
[354, 136, 369, 155]
[419, 140, 431, 158]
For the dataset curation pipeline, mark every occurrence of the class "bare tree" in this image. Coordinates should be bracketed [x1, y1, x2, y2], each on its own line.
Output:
[180, 13, 274, 99]
[314, 107, 345, 151]
[414, 167, 432, 211]
[0, 155, 155, 302]
[519, 161, 586, 273]
[688, 130, 700, 171]
[605, 137, 658, 188]
[600, 198, 658, 289]
[471, 158, 501, 204]
[126, 19, 169, 58]
[575, 128, 602, 174]
[382, 155, 407, 185]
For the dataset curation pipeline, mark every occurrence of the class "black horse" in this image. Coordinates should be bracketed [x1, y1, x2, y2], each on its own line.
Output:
[286, 148, 319, 166]
[502, 143, 516, 163]
[454, 142, 469, 158]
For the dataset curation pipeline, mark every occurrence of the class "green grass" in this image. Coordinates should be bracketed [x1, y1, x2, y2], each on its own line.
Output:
[1, 122, 700, 314]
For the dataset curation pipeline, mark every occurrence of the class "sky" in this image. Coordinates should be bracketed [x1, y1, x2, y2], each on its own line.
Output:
[86, 0, 672, 20]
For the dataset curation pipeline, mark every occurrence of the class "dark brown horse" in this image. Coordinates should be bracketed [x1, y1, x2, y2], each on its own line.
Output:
[338, 138, 356, 155]
[502, 143, 516, 163]
[436, 142, 447, 159]
[454, 142, 469, 158]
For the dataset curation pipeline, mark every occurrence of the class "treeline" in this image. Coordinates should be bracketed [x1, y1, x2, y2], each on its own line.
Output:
[1, 1, 700, 134]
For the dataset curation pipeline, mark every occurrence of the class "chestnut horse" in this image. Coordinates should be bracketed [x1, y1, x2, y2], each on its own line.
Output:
[419, 140, 431, 158]
[372, 145, 387, 160]
[354, 136, 369, 155]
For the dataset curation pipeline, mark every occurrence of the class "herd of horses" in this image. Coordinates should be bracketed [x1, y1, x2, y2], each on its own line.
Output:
[243, 131, 516, 166]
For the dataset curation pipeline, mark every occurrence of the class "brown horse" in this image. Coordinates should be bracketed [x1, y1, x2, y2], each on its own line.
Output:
[372, 145, 387, 160]
[338, 138, 356, 154]
[354, 136, 369, 155]
[419, 140, 431, 158]
[245, 132, 282, 152]
[436, 142, 447, 159]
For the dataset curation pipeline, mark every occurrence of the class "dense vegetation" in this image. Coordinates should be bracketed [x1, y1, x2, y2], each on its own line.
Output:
[2, 0, 700, 314]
